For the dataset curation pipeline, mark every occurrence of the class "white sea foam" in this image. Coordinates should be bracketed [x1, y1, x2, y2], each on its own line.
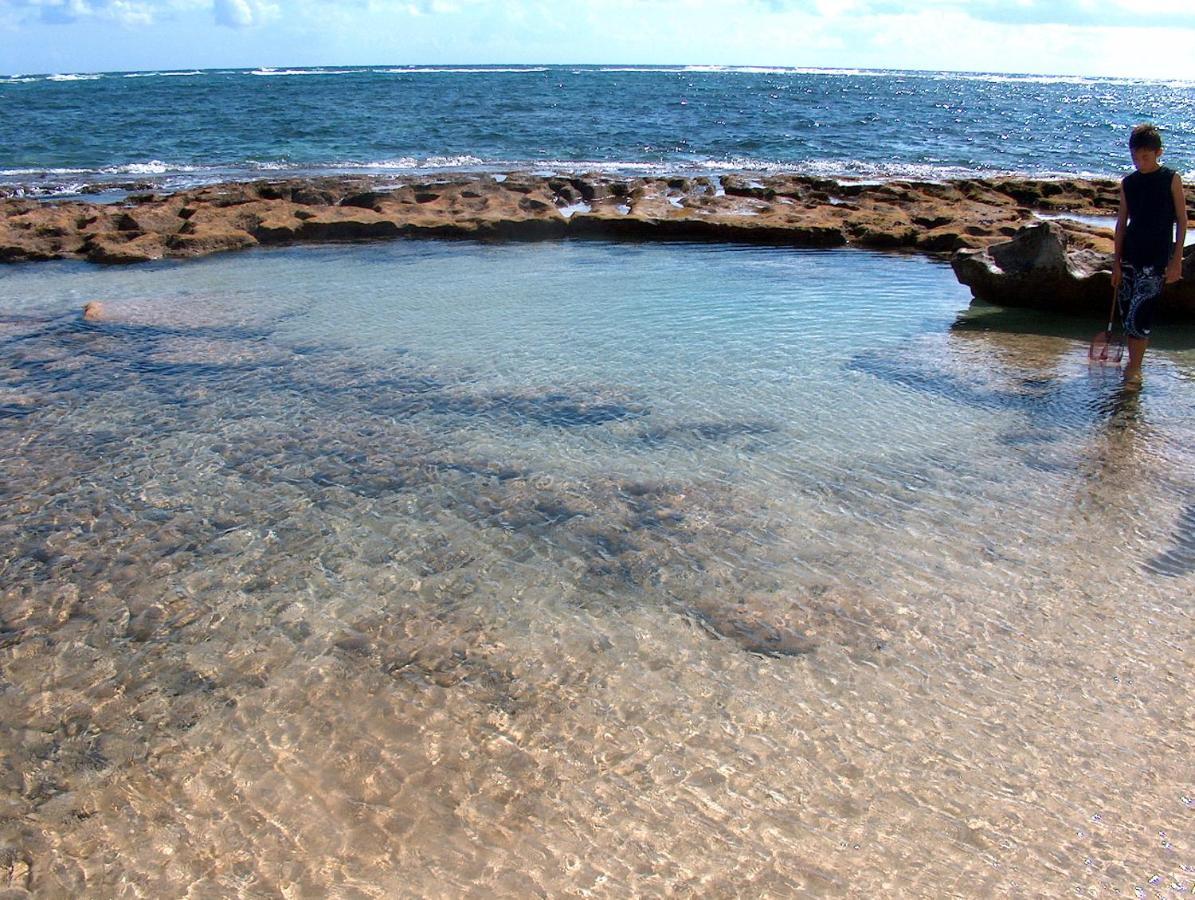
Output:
[0, 161, 196, 178]
[243, 160, 303, 171]
[381, 67, 549, 74]
[47, 73, 103, 81]
[598, 67, 693, 74]
[113, 161, 192, 175]
[682, 65, 884, 77]
[1034, 211, 1116, 230]
[240, 156, 486, 176]
[934, 71, 1143, 87]
[498, 156, 1114, 184]
[0, 153, 1122, 203]
[124, 71, 203, 78]
[419, 155, 485, 168]
[0, 166, 92, 176]
[2, 181, 93, 198]
[664, 64, 1159, 86]
[250, 68, 356, 77]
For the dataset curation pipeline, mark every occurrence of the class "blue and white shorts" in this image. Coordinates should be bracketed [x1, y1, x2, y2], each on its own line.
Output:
[1118, 264, 1164, 339]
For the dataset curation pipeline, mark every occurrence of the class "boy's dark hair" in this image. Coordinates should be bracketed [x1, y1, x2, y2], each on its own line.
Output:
[1129, 124, 1163, 151]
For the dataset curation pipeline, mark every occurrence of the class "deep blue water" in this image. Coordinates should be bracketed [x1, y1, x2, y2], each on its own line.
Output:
[2, 65, 1194, 197]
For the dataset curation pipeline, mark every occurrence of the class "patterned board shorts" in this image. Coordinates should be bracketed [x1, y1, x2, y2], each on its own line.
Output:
[1117, 264, 1165, 339]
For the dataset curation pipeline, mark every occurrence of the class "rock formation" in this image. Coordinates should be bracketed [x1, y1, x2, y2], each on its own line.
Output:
[2, 170, 1190, 317]
[952, 221, 1195, 316]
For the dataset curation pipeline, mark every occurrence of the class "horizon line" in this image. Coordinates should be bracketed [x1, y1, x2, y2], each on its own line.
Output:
[1, 62, 1170, 82]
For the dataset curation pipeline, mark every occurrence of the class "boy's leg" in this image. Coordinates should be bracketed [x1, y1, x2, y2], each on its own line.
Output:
[1124, 336, 1148, 382]
[1118, 265, 1161, 384]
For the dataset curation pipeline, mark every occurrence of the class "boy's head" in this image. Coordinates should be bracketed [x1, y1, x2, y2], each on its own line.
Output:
[1129, 124, 1164, 172]
[1130, 124, 1163, 152]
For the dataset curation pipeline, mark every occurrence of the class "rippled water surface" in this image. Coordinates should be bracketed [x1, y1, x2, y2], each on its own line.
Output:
[1, 241, 1193, 897]
[4, 65, 1194, 196]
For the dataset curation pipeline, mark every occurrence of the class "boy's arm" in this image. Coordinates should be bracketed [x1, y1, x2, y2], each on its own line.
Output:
[1168, 173, 1188, 284]
[1112, 183, 1127, 286]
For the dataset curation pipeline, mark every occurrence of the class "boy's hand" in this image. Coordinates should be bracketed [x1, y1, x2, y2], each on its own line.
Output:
[1166, 258, 1183, 284]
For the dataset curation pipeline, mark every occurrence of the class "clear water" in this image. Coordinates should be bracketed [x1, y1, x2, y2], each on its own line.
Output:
[1, 241, 1193, 896]
[3, 65, 1194, 197]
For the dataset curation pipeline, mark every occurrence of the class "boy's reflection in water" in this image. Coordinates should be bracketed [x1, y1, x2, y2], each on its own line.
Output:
[1079, 377, 1148, 488]
[1081, 378, 1195, 577]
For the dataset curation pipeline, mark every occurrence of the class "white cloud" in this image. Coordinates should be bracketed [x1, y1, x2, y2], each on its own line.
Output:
[212, 0, 275, 27]
[108, 0, 152, 23]
[0, 0, 281, 27]
[745, 0, 1195, 28]
[3, 0, 160, 25]
[2, 0, 204, 24]
[3, 0, 1195, 77]
[213, 0, 250, 25]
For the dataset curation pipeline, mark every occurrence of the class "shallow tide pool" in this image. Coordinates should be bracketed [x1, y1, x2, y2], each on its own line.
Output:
[1, 240, 1192, 896]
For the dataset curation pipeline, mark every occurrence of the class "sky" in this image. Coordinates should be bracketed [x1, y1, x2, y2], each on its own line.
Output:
[2, 0, 1195, 79]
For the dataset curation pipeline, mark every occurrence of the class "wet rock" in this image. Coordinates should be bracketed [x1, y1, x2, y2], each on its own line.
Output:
[951, 221, 1113, 315]
[0, 172, 1168, 284]
[165, 226, 258, 257]
[112, 199, 188, 235]
[83, 232, 167, 264]
[635, 419, 778, 448]
[0, 847, 33, 891]
[293, 208, 405, 241]
[126, 606, 165, 642]
[688, 584, 897, 660]
[339, 191, 390, 210]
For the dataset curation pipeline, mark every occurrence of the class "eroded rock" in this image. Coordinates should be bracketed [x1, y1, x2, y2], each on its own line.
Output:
[4, 172, 1191, 317]
[952, 221, 1195, 315]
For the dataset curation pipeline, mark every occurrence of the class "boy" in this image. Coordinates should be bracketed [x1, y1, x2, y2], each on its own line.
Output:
[1111, 124, 1188, 384]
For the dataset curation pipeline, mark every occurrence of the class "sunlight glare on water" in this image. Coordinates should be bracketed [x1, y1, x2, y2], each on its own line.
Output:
[1, 240, 1192, 896]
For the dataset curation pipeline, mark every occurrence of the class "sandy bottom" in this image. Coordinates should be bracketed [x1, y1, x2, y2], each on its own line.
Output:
[1, 243, 1192, 897]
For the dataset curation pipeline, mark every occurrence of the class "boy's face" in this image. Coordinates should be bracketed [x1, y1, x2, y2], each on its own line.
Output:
[1131, 145, 1163, 173]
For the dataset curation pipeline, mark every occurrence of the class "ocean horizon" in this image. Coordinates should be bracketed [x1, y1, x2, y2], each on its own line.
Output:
[3, 64, 1193, 200]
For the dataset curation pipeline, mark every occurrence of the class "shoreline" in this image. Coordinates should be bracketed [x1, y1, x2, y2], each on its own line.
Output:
[3, 171, 1192, 315]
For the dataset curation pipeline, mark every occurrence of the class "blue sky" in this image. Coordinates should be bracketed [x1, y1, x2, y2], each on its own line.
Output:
[2, 0, 1195, 79]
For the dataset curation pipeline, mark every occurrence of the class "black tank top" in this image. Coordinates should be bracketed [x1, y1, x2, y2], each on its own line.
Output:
[1123, 165, 1177, 268]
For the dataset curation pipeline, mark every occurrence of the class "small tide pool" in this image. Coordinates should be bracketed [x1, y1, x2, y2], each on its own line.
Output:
[1, 240, 1192, 895]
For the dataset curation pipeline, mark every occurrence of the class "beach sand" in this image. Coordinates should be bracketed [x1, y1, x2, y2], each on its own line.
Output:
[1, 237, 1192, 898]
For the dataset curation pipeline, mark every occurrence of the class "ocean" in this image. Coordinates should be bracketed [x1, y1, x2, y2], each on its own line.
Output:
[3, 64, 1194, 198]
[3, 64, 1194, 896]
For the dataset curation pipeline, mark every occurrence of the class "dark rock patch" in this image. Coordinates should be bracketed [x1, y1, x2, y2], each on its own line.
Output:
[1144, 505, 1195, 577]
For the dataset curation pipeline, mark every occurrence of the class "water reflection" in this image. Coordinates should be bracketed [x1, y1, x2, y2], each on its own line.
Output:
[947, 314, 1195, 584]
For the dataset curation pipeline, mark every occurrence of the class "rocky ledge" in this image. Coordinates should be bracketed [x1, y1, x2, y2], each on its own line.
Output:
[2, 172, 1192, 316]
[952, 219, 1195, 316]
